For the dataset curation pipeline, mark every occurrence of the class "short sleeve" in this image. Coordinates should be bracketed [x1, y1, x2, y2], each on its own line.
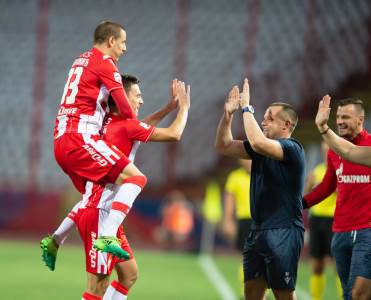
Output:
[125, 120, 155, 142]
[243, 140, 257, 159]
[278, 139, 303, 163]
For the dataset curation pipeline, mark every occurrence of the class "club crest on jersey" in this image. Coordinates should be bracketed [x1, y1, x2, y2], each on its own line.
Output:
[284, 272, 291, 285]
[114, 72, 122, 83]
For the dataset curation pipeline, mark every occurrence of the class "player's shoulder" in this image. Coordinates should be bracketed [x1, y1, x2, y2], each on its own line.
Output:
[89, 47, 118, 68]
[279, 138, 304, 154]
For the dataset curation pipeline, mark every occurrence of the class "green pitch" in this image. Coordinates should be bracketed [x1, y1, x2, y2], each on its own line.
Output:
[0, 240, 339, 299]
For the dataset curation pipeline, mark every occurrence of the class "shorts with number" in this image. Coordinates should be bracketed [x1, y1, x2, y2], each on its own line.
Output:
[75, 207, 134, 275]
[54, 133, 130, 193]
[243, 226, 304, 290]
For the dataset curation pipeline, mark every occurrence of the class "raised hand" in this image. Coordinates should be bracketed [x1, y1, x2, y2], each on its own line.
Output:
[315, 95, 331, 130]
[224, 85, 240, 116]
[239, 78, 250, 108]
[177, 80, 191, 110]
[167, 79, 179, 111]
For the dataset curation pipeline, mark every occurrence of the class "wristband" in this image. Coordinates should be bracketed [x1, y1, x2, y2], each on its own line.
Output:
[319, 126, 330, 135]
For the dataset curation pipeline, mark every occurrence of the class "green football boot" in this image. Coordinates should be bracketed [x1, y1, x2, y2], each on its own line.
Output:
[40, 235, 59, 271]
[93, 236, 130, 259]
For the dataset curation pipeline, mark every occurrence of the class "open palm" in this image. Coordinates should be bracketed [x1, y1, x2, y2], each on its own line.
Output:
[315, 95, 331, 127]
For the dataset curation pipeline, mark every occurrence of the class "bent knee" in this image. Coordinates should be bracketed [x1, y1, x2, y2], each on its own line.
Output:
[352, 287, 371, 300]
[118, 270, 139, 289]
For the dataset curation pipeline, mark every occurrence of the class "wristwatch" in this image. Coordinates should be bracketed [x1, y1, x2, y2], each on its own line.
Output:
[241, 105, 254, 114]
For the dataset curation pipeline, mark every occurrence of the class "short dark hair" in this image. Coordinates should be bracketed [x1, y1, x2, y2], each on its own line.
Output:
[121, 74, 140, 94]
[108, 74, 140, 109]
[338, 98, 365, 114]
[94, 21, 125, 44]
[270, 102, 298, 132]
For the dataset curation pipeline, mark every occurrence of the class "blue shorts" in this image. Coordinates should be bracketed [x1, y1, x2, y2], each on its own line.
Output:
[243, 226, 304, 290]
[331, 228, 371, 300]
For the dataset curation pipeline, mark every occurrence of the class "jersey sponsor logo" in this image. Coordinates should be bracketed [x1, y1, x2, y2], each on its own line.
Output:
[82, 144, 108, 166]
[336, 163, 370, 183]
[139, 122, 151, 130]
[58, 106, 78, 115]
[89, 231, 97, 269]
[114, 72, 122, 83]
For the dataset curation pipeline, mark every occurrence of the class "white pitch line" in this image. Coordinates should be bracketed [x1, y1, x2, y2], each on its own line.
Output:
[198, 254, 238, 300]
[295, 285, 311, 300]
[198, 254, 311, 300]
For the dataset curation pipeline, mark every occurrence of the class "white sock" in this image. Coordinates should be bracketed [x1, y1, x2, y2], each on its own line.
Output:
[101, 183, 142, 237]
[103, 281, 128, 300]
[53, 217, 75, 245]
[53, 201, 80, 245]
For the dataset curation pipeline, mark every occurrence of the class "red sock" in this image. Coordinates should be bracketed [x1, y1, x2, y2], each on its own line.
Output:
[102, 280, 129, 299]
[82, 292, 102, 300]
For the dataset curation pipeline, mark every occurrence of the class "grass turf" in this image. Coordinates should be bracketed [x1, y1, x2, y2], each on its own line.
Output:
[0, 239, 339, 299]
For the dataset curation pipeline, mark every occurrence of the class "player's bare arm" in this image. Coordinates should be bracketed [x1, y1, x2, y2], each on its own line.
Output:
[149, 80, 190, 142]
[304, 172, 316, 194]
[240, 78, 284, 160]
[215, 86, 250, 159]
[143, 79, 179, 126]
[316, 95, 371, 167]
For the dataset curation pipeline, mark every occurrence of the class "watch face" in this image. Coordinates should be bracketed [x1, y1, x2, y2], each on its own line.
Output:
[243, 106, 254, 114]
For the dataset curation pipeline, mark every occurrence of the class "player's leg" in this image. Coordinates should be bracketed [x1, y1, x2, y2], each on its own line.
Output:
[264, 227, 304, 300]
[75, 208, 120, 298]
[245, 279, 268, 300]
[331, 232, 352, 300]
[309, 216, 327, 300]
[94, 163, 147, 257]
[102, 218, 137, 299]
[40, 200, 81, 270]
[103, 259, 138, 300]
[56, 134, 144, 258]
[349, 228, 371, 300]
[310, 258, 326, 300]
[321, 217, 343, 299]
[237, 219, 252, 299]
[243, 231, 268, 299]
[352, 277, 371, 300]
[84, 273, 110, 298]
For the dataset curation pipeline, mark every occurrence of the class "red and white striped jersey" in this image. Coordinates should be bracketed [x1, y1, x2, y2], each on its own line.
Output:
[54, 47, 123, 138]
[79, 113, 155, 211]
